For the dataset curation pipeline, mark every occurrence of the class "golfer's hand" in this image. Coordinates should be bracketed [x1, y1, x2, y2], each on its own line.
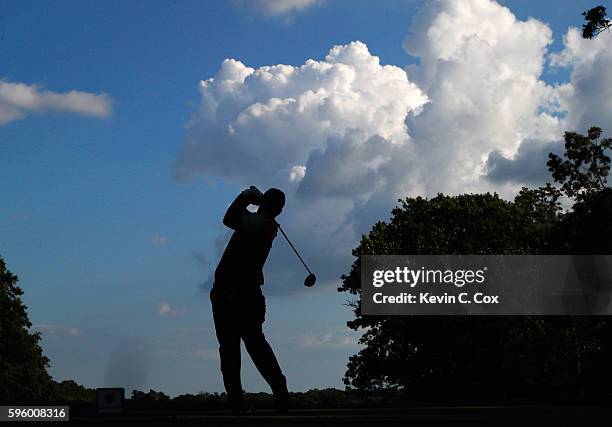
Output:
[242, 186, 263, 205]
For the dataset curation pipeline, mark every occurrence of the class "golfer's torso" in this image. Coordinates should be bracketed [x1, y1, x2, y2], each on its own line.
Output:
[214, 213, 277, 286]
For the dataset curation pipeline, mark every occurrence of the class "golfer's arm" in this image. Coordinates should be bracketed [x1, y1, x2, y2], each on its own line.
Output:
[222, 192, 251, 230]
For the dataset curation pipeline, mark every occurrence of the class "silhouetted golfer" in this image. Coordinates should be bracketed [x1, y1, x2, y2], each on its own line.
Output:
[210, 186, 289, 414]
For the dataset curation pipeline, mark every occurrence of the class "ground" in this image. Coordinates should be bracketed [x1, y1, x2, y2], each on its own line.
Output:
[69, 404, 612, 426]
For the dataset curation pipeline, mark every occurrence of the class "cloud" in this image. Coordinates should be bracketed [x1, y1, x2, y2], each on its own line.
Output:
[402, 0, 562, 194]
[549, 27, 611, 68]
[174, 41, 427, 184]
[549, 28, 612, 134]
[158, 302, 178, 317]
[0, 80, 112, 126]
[178, 0, 608, 294]
[150, 234, 168, 246]
[292, 330, 360, 349]
[489, 24, 612, 185]
[192, 251, 209, 267]
[234, 0, 325, 18]
[289, 165, 306, 183]
[485, 139, 561, 185]
[198, 274, 214, 293]
[33, 324, 82, 337]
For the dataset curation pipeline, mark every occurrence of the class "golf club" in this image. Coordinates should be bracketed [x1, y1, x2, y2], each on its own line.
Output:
[275, 222, 316, 287]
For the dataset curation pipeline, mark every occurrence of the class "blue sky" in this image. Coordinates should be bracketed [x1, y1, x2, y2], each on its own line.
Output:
[1, 0, 609, 396]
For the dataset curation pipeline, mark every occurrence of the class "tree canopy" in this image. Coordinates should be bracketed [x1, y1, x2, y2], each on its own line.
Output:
[547, 127, 611, 200]
[339, 128, 612, 398]
[582, 6, 611, 39]
[0, 257, 52, 401]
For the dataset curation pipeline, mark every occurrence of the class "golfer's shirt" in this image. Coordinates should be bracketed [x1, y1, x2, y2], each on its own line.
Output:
[214, 193, 278, 288]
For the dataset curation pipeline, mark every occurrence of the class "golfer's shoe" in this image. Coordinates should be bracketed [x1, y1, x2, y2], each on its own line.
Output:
[273, 390, 289, 413]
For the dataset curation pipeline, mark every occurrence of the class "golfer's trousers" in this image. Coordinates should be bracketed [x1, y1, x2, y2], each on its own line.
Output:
[210, 284, 286, 407]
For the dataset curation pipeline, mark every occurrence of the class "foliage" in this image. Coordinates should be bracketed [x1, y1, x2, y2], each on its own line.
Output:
[0, 256, 53, 402]
[0, 258, 99, 403]
[547, 127, 611, 200]
[48, 380, 96, 402]
[126, 388, 396, 410]
[338, 128, 612, 397]
[338, 191, 564, 395]
[557, 187, 612, 254]
[582, 6, 611, 39]
[131, 389, 171, 402]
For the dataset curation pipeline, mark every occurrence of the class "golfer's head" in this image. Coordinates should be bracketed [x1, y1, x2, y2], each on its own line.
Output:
[259, 188, 285, 217]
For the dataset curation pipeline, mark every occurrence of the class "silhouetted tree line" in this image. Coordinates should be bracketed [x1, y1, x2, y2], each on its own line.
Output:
[0, 256, 98, 403]
[127, 388, 408, 411]
[0, 256, 50, 402]
[338, 127, 612, 400]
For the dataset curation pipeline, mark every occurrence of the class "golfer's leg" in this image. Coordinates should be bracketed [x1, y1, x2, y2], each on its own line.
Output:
[212, 300, 243, 410]
[241, 294, 287, 394]
[242, 327, 285, 386]
[219, 335, 242, 409]
[242, 324, 289, 412]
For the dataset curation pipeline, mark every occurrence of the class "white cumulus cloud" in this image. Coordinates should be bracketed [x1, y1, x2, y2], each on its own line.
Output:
[0, 80, 112, 126]
[549, 27, 612, 135]
[178, 0, 608, 293]
[487, 20, 612, 186]
[404, 0, 563, 194]
[174, 40, 427, 185]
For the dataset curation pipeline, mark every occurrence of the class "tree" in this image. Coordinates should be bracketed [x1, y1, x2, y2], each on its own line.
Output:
[547, 127, 611, 200]
[338, 191, 565, 397]
[131, 389, 171, 403]
[339, 128, 612, 398]
[581, 6, 611, 39]
[49, 380, 96, 402]
[0, 256, 52, 401]
[548, 128, 612, 395]
[547, 127, 612, 254]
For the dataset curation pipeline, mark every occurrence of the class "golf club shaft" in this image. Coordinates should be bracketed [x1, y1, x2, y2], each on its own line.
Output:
[276, 223, 313, 275]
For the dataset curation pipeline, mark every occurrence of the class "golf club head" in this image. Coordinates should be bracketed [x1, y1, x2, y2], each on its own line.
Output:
[304, 273, 316, 287]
